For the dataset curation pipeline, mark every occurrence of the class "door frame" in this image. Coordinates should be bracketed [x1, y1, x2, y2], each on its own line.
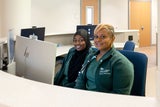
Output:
[80, 0, 100, 25]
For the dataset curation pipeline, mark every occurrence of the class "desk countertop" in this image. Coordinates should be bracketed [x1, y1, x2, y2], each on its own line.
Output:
[56, 43, 126, 57]
[115, 29, 139, 33]
[0, 70, 159, 107]
[0, 37, 7, 44]
[45, 30, 139, 36]
[56, 45, 73, 57]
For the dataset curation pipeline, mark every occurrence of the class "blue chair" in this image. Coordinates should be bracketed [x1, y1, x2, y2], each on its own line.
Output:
[123, 41, 135, 51]
[119, 50, 148, 96]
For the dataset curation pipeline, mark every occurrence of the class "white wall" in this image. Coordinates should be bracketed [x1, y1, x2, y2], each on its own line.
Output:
[101, 0, 157, 45]
[101, 0, 128, 30]
[157, 0, 160, 101]
[0, 0, 2, 37]
[31, 0, 80, 35]
[0, 0, 80, 37]
[151, 0, 158, 45]
[157, 0, 160, 69]
[157, 0, 160, 100]
[1, 0, 31, 37]
[0, 0, 158, 42]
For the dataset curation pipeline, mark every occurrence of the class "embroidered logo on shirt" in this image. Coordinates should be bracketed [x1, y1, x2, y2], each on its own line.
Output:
[99, 67, 110, 75]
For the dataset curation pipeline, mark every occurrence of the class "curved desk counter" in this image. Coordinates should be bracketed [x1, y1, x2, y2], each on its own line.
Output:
[114, 30, 139, 46]
[0, 70, 159, 107]
[56, 43, 127, 57]
[56, 45, 73, 57]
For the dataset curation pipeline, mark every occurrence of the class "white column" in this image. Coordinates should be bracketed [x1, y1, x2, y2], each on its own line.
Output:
[157, 0, 160, 101]
[152, 0, 158, 45]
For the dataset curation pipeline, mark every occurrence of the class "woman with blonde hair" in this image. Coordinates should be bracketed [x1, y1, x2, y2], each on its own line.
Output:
[75, 24, 134, 95]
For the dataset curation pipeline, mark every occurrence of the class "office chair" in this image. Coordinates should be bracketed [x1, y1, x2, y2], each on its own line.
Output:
[119, 50, 148, 96]
[55, 56, 64, 74]
[123, 41, 135, 51]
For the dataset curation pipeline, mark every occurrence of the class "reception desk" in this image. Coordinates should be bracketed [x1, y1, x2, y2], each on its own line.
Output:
[114, 30, 139, 46]
[56, 43, 125, 57]
[0, 70, 159, 107]
[45, 30, 139, 46]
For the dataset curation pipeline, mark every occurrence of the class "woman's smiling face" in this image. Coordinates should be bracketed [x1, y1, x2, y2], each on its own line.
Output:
[73, 35, 86, 51]
[94, 28, 115, 52]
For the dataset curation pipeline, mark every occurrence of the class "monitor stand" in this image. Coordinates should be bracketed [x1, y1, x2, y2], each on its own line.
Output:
[7, 61, 16, 75]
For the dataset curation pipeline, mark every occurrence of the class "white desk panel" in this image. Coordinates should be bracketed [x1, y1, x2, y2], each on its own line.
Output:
[56, 43, 126, 57]
[56, 45, 73, 57]
[0, 70, 159, 107]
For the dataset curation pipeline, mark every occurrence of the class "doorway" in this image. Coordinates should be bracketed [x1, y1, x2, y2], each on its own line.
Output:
[81, 0, 100, 25]
[129, 0, 151, 47]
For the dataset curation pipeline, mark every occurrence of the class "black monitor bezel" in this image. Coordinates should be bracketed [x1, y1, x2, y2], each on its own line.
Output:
[76, 25, 97, 40]
[21, 27, 45, 41]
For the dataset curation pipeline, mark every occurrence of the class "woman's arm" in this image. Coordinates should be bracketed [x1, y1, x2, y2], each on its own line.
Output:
[112, 59, 134, 94]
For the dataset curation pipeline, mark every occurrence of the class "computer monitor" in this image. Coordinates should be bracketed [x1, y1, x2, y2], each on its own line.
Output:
[14, 36, 56, 84]
[76, 25, 97, 40]
[21, 27, 45, 41]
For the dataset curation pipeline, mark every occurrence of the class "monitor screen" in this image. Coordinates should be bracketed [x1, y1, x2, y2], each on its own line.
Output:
[77, 25, 97, 40]
[21, 27, 45, 41]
